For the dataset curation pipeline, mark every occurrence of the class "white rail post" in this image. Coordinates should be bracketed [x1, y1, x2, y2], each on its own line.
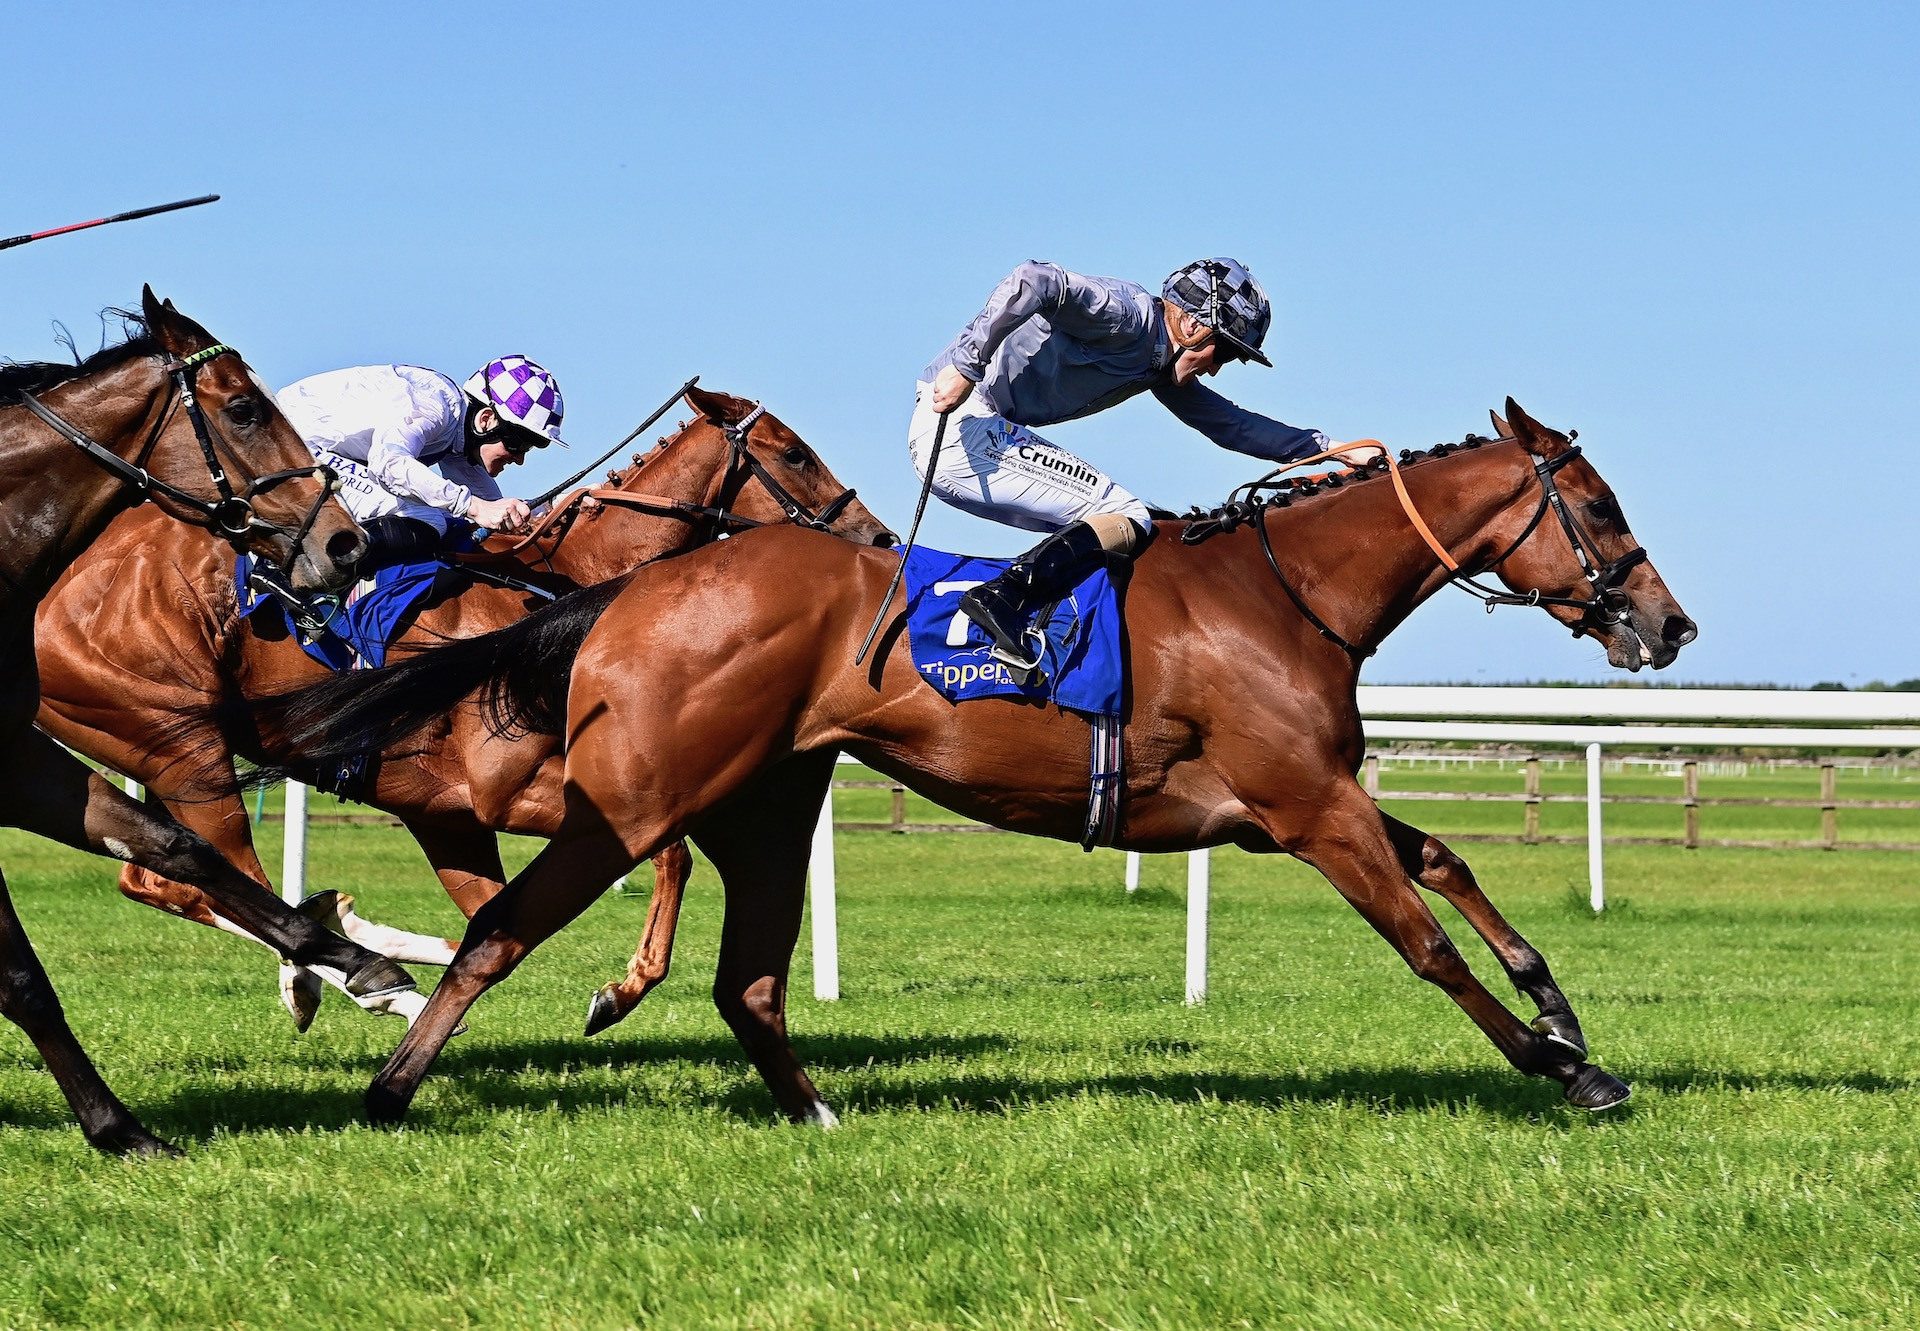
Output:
[1585, 742, 1605, 912]
[1184, 848, 1210, 1005]
[282, 780, 309, 905]
[122, 774, 142, 800]
[1124, 850, 1141, 893]
[809, 783, 840, 1001]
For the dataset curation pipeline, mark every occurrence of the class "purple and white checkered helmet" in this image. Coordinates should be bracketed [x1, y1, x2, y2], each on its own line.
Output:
[462, 354, 567, 448]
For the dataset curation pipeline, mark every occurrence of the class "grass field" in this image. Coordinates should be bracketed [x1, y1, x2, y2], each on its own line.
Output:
[3, 776, 1919, 1329]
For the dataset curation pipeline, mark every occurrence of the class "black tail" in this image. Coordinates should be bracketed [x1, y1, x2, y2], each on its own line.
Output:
[246, 575, 631, 780]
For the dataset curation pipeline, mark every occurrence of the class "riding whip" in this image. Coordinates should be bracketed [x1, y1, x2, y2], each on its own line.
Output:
[530, 375, 700, 509]
[854, 410, 946, 666]
[1, 194, 220, 251]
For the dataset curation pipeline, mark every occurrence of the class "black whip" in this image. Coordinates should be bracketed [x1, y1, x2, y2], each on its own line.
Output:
[2, 194, 219, 251]
[530, 376, 700, 509]
[854, 411, 947, 666]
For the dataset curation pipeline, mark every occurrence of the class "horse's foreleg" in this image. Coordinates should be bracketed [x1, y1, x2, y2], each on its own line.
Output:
[365, 817, 643, 1124]
[0, 728, 413, 1002]
[0, 867, 177, 1156]
[1282, 783, 1628, 1110]
[692, 755, 838, 1126]
[585, 840, 693, 1037]
[1379, 810, 1588, 1058]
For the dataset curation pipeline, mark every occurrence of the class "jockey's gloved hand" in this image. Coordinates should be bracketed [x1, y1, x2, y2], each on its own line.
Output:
[930, 365, 975, 415]
[1326, 439, 1386, 468]
[469, 496, 532, 534]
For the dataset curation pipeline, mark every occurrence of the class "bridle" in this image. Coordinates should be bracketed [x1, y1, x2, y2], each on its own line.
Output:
[717, 404, 857, 532]
[478, 398, 860, 579]
[1183, 433, 1648, 660]
[17, 343, 339, 575]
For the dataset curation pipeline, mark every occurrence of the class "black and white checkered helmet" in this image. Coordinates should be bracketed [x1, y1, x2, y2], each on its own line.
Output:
[1163, 257, 1273, 367]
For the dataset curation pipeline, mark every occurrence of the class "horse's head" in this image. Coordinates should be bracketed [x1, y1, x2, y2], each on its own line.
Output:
[1484, 397, 1696, 671]
[140, 286, 364, 593]
[682, 386, 897, 546]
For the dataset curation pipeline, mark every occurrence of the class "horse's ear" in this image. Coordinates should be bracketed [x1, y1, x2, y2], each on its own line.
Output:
[1502, 398, 1571, 456]
[684, 384, 747, 425]
[141, 285, 214, 356]
[1489, 407, 1513, 439]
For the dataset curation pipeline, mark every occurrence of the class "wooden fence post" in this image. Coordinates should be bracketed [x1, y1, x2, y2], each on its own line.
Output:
[1523, 756, 1541, 844]
[1363, 755, 1381, 798]
[1682, 760, 1700, 849]
[1820, 761, 1838, 850]
[890, 784, 907, 834]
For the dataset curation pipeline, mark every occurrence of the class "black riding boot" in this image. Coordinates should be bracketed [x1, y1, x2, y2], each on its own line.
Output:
[357, 515, 443, 578]
[960, 521, 1111, 681]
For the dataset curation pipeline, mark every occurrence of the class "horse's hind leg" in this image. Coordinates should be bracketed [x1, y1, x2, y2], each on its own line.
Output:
[0, 728, 413, 1001]
[1278, 781, 1628, 1110]
[692, 754, 838, 1126]
[1379, 810, 1588, 1057]
[585, 840, 693, 1037]
[364, 814, 643, 1124]
[0, 867, 175, 1156]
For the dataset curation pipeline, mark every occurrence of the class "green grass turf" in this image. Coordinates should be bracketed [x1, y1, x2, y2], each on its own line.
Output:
[2, 794, 1918, 1328]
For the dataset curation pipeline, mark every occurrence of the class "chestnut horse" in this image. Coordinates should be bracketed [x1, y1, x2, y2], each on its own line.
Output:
[256, 399, 1696, 1126]
[0, 288, 414, 1155]
[36, 387, 895, 1030]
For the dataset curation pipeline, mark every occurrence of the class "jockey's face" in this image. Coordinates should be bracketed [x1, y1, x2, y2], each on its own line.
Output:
[1172, 333, 1232, 387]
[469, 405, 538, 475]
[475, 437, 530, 476]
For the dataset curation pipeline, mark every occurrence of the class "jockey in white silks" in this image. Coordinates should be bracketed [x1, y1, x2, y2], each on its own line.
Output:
[275, 355, 567, 573]
[911, 258, 1383, 675]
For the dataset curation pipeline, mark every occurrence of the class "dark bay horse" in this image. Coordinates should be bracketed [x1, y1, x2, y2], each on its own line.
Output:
[36, 387, 895, 1029]
[0, 288, 415, 1154]
[258, 400, 1695, 1127]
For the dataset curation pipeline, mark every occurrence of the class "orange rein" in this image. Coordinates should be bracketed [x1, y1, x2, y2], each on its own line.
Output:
[1258, 437, 1516, 574]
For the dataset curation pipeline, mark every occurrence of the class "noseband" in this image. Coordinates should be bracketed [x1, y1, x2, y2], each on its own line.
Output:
[18, 344, 339, 574]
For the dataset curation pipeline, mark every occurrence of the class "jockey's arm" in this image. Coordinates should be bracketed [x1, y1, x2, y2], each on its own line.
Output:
[1152, 380, 1328, 463]
[366, 421, 481, 519]
[931, 262, 1135, 411]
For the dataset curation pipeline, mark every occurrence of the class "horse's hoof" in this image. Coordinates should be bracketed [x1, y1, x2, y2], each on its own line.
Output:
[294, 889, 341, 924]
[1564, 1064, 1632, 1111]
[341, 956, 416, 1001]
[279, 963, 323, 1033]
[1531, 1012, 1588, 1059]
[583, 984, 627, 1037]
[365, 1081, 411, 1126]
[92, 1123, 182, 1158]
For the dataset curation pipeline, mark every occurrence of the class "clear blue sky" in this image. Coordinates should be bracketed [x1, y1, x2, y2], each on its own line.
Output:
[5, 3, 1914, 685]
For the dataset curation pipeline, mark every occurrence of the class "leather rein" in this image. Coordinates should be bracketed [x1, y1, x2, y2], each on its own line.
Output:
[16, 343, 338, 575]
[1182, 434, 1648, 661]
[489, 399, 859, 576]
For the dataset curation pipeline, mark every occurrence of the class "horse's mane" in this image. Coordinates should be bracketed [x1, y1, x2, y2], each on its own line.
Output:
[1177, 436, 1500, 540]
[0, 311, 157, 407]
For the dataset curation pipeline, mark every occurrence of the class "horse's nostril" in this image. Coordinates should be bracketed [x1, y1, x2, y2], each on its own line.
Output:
[1665, 614, 1698, 647]
[873, 531, 901, 547]
[328, 529, 367, 569]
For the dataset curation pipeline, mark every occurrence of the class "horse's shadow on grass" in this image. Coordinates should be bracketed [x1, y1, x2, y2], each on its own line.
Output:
[63, 1030, 1919, 1143]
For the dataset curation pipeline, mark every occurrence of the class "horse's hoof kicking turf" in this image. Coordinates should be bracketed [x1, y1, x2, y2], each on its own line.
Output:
[341, 956, 416, 1000]
[1564, 1064, 1632, 1111]
[294, 889, 342, 925]
[584, 985, 625, 1038]
[93, 1124, 183, 1158]
[1531, 1013, 1588, 1059]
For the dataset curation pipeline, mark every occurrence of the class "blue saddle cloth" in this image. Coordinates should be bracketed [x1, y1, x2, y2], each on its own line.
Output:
[900, 546, 1123, 718]
[236, 556, 446, 672]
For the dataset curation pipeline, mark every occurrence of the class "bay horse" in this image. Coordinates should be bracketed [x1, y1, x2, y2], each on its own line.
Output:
[255, 399, 1696, 1127]
[0, 287, 415, 1154]
[36, 387, 895, 1030]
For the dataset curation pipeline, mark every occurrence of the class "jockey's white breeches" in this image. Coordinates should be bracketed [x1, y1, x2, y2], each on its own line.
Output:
[907, 382, 1150, 534]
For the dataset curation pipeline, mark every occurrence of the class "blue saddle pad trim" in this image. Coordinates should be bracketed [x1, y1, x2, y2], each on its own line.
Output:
[236, 556, 445, 672]
[900, 546, 1122, 718]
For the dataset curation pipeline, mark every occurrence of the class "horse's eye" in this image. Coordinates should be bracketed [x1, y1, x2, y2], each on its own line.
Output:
[1587, 497, 1620, 526]
[227, 398, 259, 429]
[783, 446, 809, 466]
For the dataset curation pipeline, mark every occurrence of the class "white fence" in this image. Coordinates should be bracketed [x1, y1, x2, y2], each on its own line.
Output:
[265, 688, 1920, 1005]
